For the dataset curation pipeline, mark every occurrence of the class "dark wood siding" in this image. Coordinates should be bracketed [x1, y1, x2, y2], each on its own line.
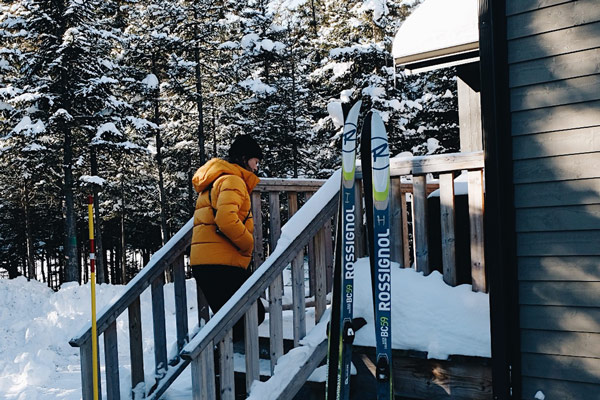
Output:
[506, 0, 600, 398]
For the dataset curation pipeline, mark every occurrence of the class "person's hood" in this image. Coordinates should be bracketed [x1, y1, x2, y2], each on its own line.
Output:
[192, 158, 260, 193]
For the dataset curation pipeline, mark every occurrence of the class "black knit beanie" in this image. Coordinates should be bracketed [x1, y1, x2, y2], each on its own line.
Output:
[228, 135, 263, 165]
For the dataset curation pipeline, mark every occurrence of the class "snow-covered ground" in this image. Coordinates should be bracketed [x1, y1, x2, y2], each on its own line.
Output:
[0, 258, 490, 399]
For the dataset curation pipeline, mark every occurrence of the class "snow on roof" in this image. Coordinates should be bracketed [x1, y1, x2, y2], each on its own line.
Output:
[392, 0, 478, 69]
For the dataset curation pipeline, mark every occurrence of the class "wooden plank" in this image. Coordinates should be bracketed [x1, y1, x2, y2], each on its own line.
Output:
[508, 21, 600, 64]
[512, 126, 600, 160]
[518, 255, 600, 281]
[515, 204, 600, 232]
[522, 376, 600, 400]
[307, 192, 316, 297]
[79, 341, 94, 400]
[269, 192, 281, 254]
[128, 298, 145, 391]
[457, 74, 482, 152]
[509, 47, 600, 88]
[521, 329, 600, 358]
[252, 192, 265, 270]
[314, 227, 328, 323]
[412, 175, 430, 274]
[514, 179, 600, 208]
[439, 173, 457, 286]
[353, 346, 492, 400]
[506, 0, 572, 16]
[513, 153, 600, 184]
[274, 340, 329, 400]
[196, 285, 210, 327]
[173, 255, 188, 352]
[519, 281, 600, 307]
[381, 151, 484, 177]
[511, 100, 600, 136]
[104, 321, 120, 400]
[288, 192, 306, 346]
[151, 274, 168, 378]
[468, 170, 486, 292]
[517, 231, 600, 256]
[268, 273, 284, 373]
[245, 301, 260, 391]
[193, 344, 216, 400]
[511, 74, 600, 112]
[400, 186, 411, 268]
[507, 0, 600, 39]
[219, 331, 235, 400]
[324, 219, 334, 292]
[520, 305, 600, 333]
[390, 177, 404, 267]
[522, 352, 600, 385]
[255, 177, 325, 192]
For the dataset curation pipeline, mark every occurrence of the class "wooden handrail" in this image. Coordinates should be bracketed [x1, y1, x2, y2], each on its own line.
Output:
[181, 181, 339, 360]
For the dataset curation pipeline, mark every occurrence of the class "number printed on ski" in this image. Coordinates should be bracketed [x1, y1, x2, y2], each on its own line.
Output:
[361, 111, 393, 400]
[326, 100, 361, 400]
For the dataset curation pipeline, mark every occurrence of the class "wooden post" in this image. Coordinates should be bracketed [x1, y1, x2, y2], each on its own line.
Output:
[288, 192, 306, 346]
[173, 255, 189, 352]
[468, 170, 486, 292]
[390, 177, 404, 267]
[440, 172, 457, 286]
[192, 343, 216, 400]
[251, 192, 264, 270]
[306, 192, 316, 297]
[268, 274, 284, 373]
[400, 186, 411, 268]
[245, 302, 260, 392]
[219, 331, 235, 400]
[314, 227, 327, 323]
[104, 321, 120, 400]
[269, 192, 281, 254]
[80, 340, 94, 400]
[412, 175, 430, 274]
[151, 275, 168, 378]
[128, 298, 144, 394]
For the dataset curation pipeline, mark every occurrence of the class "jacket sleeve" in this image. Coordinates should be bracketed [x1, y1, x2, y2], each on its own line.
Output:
[213, 176, 254, 256]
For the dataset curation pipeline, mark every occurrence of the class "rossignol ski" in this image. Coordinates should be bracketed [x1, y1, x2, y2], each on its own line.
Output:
[361, 111, 393, 400]
[326, 100, 362, 400]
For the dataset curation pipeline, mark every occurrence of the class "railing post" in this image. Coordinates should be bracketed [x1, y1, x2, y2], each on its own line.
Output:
[245, 301, 260, 392]
[192, 342, 216, 400]
[268, 191, 284, 370]
[104, 321, 120, 400]
[151, 274, 168, 378]
[79, 339, 94, 400]
[413, 175, 430, 274]
[440, 172, 457, 286]
[251, 191, 265, 270]
[314, 227, 327, 323]
[400, 185, 411, 268]
[173, 255, 189, 352]
[468, 169, 486, 292]
[218, 330, 235, 400]
[390, 177, 404, 267]
[288, 192, 306, 347]
[128, 297, 145, 396]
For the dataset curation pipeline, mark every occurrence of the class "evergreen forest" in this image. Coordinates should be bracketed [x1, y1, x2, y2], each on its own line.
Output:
[0, 0, 460, 288]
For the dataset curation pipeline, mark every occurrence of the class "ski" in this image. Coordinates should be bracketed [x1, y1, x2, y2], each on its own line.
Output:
[326, 100, 362, 400]
[361, 111, 393, 400]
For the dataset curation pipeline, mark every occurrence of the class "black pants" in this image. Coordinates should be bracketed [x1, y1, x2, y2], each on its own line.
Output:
[192, 264, 265, 342]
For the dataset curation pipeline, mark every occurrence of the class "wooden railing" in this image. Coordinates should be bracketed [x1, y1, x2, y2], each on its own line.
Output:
[69, 151, 486, 400]
[68, 177, 331, 400]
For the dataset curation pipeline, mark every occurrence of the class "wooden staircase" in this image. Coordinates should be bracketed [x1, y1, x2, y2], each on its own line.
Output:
[69, 151, 487, 400]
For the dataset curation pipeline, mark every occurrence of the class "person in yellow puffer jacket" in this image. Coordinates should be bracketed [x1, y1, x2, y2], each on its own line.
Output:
[190, 135, 265, 341]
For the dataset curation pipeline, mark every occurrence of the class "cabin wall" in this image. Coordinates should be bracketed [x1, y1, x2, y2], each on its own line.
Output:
[505, 0, 600, 398]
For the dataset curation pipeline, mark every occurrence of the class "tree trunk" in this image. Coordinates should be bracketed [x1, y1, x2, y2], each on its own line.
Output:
[23, 184, 36, 281]
[63, 122, 79, 282]
[192, 12, 206, 165]
[120, 182, 127, 283]
[152, 55, 170, 246]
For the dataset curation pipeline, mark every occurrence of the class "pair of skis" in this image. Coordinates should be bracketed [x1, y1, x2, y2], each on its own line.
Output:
[326, 101, 393, 400]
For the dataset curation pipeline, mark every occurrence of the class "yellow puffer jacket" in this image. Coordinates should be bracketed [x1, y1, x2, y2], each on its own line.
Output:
[190, 158, 260, 268]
